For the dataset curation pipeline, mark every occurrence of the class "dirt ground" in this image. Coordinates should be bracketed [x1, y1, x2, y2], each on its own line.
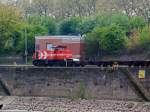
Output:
[0, 96, 150, 112]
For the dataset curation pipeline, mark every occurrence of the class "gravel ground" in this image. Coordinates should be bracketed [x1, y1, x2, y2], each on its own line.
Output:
[0, 97, 150, 112]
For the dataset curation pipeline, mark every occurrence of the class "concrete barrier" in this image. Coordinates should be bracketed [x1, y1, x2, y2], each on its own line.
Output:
[0, 57, 24, 65]
[0, 66, 150, 101]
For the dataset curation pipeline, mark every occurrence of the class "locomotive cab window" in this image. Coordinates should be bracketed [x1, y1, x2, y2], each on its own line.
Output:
[47, 44, 53, 50]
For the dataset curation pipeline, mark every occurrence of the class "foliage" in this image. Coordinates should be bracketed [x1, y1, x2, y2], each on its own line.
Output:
[96, 14, 133, 31]
[27, 16, 56, 35]
[125, 31, 141, 52]
[59, 17, 81, 35]
[80, 14, 133, 34]
[17, 23, 48, 55]
[85, 25, 126, 57]
[80, 16, 100, 34]
[110, 14, 130, 31]
[0, 4, 22, 54]
[139, 27, 150, 50]
[125, 27, 150, 52]
[100, 26, 126, 52]
[75, 82, 86, 99]
[129, 16, 146, 30]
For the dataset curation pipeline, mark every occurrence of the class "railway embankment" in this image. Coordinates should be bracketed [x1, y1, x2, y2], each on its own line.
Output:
[0, 66, 150, 101]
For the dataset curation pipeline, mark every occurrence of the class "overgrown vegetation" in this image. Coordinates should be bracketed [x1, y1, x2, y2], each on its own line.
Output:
[86, 25, 126, 57]
[0, 0, 150, 58]
[71, 82, 93, 100]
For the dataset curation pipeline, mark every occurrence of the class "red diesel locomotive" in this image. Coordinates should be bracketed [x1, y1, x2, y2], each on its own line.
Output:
[32, 45, 81, 66]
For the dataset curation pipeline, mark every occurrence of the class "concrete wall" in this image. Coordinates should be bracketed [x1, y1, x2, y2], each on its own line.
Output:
[0, 67, 150, 101]
[0, 57, 24, 64]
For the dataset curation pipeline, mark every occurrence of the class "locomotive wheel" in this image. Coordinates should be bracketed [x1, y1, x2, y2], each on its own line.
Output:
[33, 60, 38, 66]
[33, 60, 46, 66]
[37, 61, 44, 66]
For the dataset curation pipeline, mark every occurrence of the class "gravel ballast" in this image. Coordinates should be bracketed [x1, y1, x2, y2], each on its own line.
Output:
[0, 97, 150, 112]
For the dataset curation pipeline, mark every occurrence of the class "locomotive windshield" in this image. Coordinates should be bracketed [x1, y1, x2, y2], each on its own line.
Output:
[53, 46, 67, 51]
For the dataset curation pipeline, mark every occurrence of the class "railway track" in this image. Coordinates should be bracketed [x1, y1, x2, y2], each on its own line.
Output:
[0, 64, 131, 68]
[0, 65, 149, 69]
[0, 65, 34, 67]
[2, 59, 150, 68]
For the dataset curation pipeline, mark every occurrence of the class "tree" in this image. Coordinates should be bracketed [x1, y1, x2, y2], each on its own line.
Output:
[16, 0, 32, 17]
[59, 17, 81, 35]
[0, 4, 22, 54]
[80, 19, 96, 34]
[31, 0, 54, 16]
[99, 26, 126, 52]
[17, 23, 48, 55]
[85, 25, 126, 58]
[80, 16, 101, 34]
[80, 14, 132, 34]
[27, 16, 56, 35]
[114, 0, 150, 21]
[40, 16, 56, 35]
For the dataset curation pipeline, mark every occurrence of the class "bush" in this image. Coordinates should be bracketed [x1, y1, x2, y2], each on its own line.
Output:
[139, 27, 150, 50]
[125, 30, 141, 52]
[125, 27, 150, 53]
[85, 25, 126, 57]
[129, 16, 146, 30]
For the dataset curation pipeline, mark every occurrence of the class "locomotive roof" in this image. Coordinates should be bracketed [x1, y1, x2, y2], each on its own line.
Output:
[35, 35, 83, 40]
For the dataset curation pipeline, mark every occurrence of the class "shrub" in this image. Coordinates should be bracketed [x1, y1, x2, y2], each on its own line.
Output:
[85, 25, 126, 57]
[125, 30, 141, 52]
[139, 27, 150, 50]
[129, 16, 146, 30]
[125, 27, 150, 52]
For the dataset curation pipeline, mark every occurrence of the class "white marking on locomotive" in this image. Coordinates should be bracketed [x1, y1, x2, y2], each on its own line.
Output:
[39, 52, 43, 59]
[43, 51, 48, 59]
